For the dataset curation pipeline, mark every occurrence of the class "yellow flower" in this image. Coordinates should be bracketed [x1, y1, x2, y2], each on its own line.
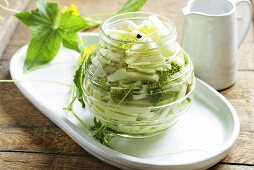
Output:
[80, 45, 97, 64]
[62, 4, 80, 16]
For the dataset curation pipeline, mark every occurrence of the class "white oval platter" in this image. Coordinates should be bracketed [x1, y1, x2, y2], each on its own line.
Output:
[9, 33, 240, 170]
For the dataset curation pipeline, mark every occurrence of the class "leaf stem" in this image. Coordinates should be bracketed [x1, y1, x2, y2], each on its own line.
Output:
[0, 79, 71, 87]
[0, 0, 21, 13]
[69, 109, 89, 129]
[130, 148, 210, 157]
[117, 85, 134, 106]
[66, 86, 77, 110]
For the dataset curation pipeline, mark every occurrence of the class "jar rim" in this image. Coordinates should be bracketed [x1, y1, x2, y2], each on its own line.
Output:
[100, 12, 177, 45]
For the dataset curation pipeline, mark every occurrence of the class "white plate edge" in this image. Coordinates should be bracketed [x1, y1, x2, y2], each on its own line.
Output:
[9, 33, 240, 169]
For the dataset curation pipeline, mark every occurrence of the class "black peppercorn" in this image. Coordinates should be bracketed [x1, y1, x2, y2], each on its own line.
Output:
[136, 34, 142, 39]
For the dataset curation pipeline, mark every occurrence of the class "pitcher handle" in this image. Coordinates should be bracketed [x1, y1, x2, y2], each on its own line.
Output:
[235, 0, 252, 48]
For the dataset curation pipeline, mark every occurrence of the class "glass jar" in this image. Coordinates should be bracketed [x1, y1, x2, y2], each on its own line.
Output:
[81, 12, 196, 138]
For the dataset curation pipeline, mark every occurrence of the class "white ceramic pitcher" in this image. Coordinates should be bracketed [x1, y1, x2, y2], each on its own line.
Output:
[182, 0, 252, 90]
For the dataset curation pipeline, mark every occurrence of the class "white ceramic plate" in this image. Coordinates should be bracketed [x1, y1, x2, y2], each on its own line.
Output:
[10, 33, 240, 170]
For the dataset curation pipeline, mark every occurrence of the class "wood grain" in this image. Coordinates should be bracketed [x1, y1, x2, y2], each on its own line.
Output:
[211, 164, 254, 170]
[0, 0, 254, 169]
[0, 152, 118, 170]
[0, 152, 253, 170]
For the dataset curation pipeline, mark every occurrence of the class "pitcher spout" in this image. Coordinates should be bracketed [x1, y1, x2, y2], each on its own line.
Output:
[183, 6, 191, 16]
[183, 0, 197, 16]
[183, 0, 207, 16]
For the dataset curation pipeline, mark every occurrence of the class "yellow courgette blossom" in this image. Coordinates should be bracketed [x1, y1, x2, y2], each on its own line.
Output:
[80, 45, 97, 64]
[62, 4, 80, 16]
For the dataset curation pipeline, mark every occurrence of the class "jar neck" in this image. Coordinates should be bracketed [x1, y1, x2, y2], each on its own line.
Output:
[99, 12, 177, 51]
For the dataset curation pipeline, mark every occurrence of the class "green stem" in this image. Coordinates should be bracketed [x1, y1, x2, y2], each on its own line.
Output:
[131, 148, 210, 157]
[0, 79, 71, 87]
[117, 85, 134, 106]
[69, 110, 89, 129]
[0, 0, 20, 13]
[93, 122, 107, 136]
[67, 96, 76, 110]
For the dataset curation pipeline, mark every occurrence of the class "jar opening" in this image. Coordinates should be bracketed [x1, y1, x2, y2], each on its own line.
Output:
[100, 12, 177, 46]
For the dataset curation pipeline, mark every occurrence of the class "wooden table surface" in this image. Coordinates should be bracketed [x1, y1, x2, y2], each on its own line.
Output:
[0, 0, 254, 169]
